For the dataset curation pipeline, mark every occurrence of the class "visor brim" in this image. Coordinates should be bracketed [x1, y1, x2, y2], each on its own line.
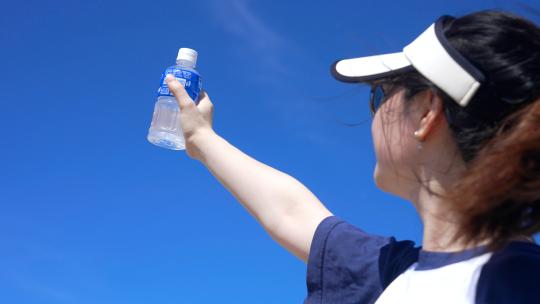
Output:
[331, 52, 414, 83]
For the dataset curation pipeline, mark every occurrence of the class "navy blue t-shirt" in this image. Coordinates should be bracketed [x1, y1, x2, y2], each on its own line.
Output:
[304, 216, 540, 304]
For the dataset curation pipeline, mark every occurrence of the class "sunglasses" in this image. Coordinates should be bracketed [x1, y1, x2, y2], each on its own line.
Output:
[369, 83, 388, 117]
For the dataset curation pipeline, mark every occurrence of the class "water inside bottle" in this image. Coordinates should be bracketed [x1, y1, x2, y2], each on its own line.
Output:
[147, 96, 185, 150]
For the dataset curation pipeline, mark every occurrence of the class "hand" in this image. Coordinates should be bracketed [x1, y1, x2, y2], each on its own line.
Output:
[165, 74, 215, 160]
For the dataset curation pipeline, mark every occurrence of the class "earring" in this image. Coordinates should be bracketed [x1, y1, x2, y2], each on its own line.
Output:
[414, 131, 423, 151]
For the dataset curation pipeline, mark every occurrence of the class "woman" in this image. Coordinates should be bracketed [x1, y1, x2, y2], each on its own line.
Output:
[164, 10, 540, 303]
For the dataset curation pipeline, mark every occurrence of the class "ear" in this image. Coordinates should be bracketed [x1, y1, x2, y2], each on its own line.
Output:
[414, 90, 445, 141]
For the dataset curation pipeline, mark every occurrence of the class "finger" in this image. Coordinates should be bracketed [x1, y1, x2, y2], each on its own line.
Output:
[165, 74, 195, 111]
[196, 91, 214, 124]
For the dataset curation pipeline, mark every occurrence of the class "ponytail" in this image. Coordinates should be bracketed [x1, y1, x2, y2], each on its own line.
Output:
[450, 99, 540, 249]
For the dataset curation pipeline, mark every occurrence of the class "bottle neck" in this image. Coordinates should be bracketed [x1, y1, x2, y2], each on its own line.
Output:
[176, 59, 196, 69]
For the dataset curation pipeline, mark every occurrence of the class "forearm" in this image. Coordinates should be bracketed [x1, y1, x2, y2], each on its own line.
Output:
[192, 130, 332, 261]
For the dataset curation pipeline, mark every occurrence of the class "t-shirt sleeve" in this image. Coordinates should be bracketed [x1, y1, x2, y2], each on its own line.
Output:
[475, 242, 540, 304]
[304, 215, 392, 304]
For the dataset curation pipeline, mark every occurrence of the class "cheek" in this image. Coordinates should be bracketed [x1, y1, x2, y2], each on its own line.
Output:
[371, 117, 386, 161]
[371, 110, 405, 165]
[371, 103, 417, 190]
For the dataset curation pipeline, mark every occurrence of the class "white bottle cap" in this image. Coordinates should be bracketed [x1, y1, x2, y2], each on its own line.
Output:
[176, 48, 198, 67]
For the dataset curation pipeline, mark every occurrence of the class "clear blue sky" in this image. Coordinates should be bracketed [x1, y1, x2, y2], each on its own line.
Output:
[1, 1, 538, 303]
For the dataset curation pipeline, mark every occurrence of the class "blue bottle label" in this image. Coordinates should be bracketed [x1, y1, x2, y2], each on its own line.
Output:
[157, 66, 202, 102]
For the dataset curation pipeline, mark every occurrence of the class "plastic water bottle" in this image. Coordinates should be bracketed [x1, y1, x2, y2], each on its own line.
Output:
[147, 48, 202, 150]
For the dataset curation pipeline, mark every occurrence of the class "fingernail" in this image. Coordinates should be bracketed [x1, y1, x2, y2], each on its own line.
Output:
[165, 74, 174, 81]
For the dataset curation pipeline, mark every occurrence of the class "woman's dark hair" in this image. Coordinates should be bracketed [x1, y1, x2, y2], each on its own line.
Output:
[379, 10, 540, 250]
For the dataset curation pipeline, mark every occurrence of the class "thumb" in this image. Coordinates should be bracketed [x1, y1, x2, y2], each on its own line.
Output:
[165, 74, 195, 111]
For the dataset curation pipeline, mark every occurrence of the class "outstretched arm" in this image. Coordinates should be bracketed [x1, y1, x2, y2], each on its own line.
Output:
[165, 75, 333, 262]
[195, 130, 333, 262]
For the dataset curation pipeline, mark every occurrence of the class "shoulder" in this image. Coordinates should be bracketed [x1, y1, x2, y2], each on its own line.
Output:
[476, 241, 540, 304]
[378, 237, 420, 289]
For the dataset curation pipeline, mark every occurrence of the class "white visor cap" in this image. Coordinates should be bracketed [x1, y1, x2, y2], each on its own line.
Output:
[331, 16, 485, 107]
